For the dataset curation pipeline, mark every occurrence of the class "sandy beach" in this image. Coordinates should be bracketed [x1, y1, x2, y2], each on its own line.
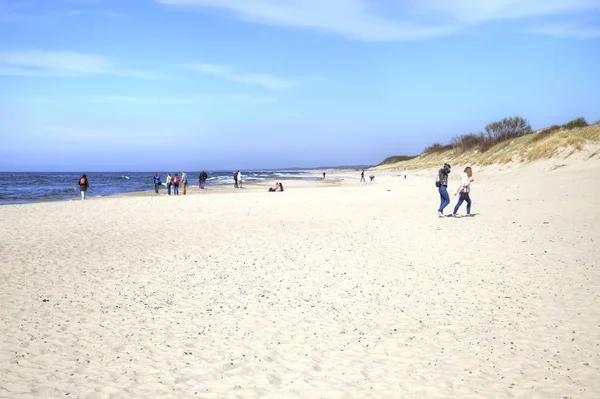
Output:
[1, 159, 599, 398]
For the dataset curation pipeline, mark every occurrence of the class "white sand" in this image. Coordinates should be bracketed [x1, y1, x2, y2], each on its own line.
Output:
[1, 159, 599, 398]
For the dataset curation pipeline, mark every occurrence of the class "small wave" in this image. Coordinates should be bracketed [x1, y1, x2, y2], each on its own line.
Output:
[121, 176, 130, 180]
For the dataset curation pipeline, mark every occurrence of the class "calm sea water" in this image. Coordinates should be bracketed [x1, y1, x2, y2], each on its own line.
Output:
[0, 171, 315, 205]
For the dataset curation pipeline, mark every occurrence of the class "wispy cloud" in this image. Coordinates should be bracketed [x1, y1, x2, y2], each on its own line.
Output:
[157, 0, 457, 41]
[66, 9, 126, 19]
[181, 62, 299, 90]
[156, 0, 600, 40]
[20, 93, 278, 105]
[530, 22, 600, 39]
[0, 50, 167, 79]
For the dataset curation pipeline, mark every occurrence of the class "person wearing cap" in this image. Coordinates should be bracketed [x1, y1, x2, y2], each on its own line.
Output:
[436, 163, 451, 217]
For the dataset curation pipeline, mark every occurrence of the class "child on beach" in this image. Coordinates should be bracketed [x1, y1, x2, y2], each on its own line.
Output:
[453, 167, 474, 216]
[78, 174, 89, 200]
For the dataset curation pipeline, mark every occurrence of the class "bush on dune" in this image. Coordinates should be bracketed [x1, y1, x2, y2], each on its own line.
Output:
[423, 143, 453, 154]
[379, 155, 416, 165]
[564, 117, 588, 129]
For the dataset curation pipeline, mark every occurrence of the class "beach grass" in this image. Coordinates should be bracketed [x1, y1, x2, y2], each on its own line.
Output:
[374, 124, 600, 170]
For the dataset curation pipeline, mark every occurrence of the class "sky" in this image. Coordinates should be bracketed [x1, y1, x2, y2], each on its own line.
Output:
[1, 0, 599, 171]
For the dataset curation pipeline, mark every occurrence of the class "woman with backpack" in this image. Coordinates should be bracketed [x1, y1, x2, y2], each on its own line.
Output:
[78, 174, 89, 200]
[436, 163, 451, 217]
[453, 167, 474, 216]
[172, 174, 180, 195]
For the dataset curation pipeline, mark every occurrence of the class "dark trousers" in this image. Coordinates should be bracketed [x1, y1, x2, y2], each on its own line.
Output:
[453, 192, 472, 215]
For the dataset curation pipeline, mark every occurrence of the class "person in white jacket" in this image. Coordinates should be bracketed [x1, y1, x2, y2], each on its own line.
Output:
[452, 166, 474, 216]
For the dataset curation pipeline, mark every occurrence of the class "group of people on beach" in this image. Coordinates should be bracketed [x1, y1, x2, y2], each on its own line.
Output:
[436, 163, 474, 217]
[152, 171, 211, 195]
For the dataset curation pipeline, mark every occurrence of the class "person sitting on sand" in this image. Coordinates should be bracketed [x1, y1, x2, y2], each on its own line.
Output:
[268, 182, 284, 192]
[453, 167, 474, 216]
[369, 175, 375, 182]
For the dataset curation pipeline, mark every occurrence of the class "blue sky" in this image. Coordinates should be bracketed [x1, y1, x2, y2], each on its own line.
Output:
[1, 0, 599, 171]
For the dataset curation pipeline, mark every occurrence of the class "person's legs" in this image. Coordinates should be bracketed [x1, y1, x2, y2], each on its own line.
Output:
[453, 195, 464, 215]
[81, 190, 85, 200]
[154, 183, 158, 193]
[182, 182, 187, 195]
[438, 186, 450, 214]
[167, 184, 171, 195]
[465, 194, 472, 215]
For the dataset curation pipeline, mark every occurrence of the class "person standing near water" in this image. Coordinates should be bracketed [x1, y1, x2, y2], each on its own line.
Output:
[153, 173, 161, 194]
[181, 171, 188, 195]
[436, 163, 451, 217]
[233, 171, 239, 188]
[173, 174, 180, 195]
[166, 172, 172, 196]
[237, 171, 243, 188]
[78, 174, 89, 200]
[453, 167, 474, 216]
[360, 170, 365, 182]
[199, 170, 208, 190]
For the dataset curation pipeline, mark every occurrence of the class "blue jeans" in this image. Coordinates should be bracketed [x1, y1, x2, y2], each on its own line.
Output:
[453, 193, 472, 215]
[154, 183, 160, 193]
[167, 183, 172, 195]
[201, 180, 206, 189]
[438, 185, 450, 213]
[174, 185, 179, 195]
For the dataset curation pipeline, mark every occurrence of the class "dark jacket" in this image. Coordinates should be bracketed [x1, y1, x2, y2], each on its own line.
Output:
[200, 171, 208, 182]
[78, 177, 89, 192]
[437, 166, 450, 186]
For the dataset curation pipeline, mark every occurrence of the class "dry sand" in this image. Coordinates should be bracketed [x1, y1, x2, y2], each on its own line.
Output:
[1, 159, 599, 398]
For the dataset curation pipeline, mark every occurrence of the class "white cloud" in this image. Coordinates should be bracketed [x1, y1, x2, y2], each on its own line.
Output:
[0, 50, 167, 79]
[155, 0, 600, 40]
[181, 62, 299, 90]
[157, 0, 457, 40]
[530, 22, 600, 39]
[416, 0, 600, 22]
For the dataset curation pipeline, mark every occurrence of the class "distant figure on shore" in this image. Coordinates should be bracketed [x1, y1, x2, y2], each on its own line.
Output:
[403, 169, 408, 180]
[323, 172, 326, 179]
[269, 182, 284, 192]
[369, 175, 375, 182]
[237, 171, 243, 188]
[166, 173, 172, 195]
[173, 173, 180, 195]
[360, 170, 365, 182]
[181, 171, 188, 195]
[78, 174, 89, 200]
[436, 163, 451, 217]
[233, 171, 239, 188]
[153, 173, 161, 194]
[453, 167, 474, 216]
[199, 170, 208, 190]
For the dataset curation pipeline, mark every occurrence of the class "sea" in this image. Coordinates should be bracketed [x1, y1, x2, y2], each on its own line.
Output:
[0, 171, 316, 205]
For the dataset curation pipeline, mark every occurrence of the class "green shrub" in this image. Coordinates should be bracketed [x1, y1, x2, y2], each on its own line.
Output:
[423, 143, 453, 154]
[564, 117, 588, 129]
[484, 116, 532, 143]
[379, 155, 416, 165]
[451, 132, 487, 152]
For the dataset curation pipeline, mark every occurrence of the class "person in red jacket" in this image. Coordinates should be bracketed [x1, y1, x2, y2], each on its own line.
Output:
[172, 174, 181, 195]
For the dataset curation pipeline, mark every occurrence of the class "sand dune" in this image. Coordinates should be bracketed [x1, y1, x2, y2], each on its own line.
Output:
[1, 158, 599, 398]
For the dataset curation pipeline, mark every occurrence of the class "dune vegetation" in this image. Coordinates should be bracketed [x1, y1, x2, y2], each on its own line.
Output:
[375, 117, 600, 170]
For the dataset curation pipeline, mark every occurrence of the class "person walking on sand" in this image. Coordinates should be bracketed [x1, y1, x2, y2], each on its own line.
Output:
[233, 171, 239, 188]
[360, 170, 365, 182]
[153, 172, 161, 194]
[323, 172, 326, 179]
[436, 163, 451, 217]
[166, 172, 172, 196]
[181, 171, 188, 195]
[78, 174, 89, 200]
[403, 169, 408, 180]
[199, 170, 208, 190]
[453, 167, 474, 216]
[173, 173, 180, 195]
